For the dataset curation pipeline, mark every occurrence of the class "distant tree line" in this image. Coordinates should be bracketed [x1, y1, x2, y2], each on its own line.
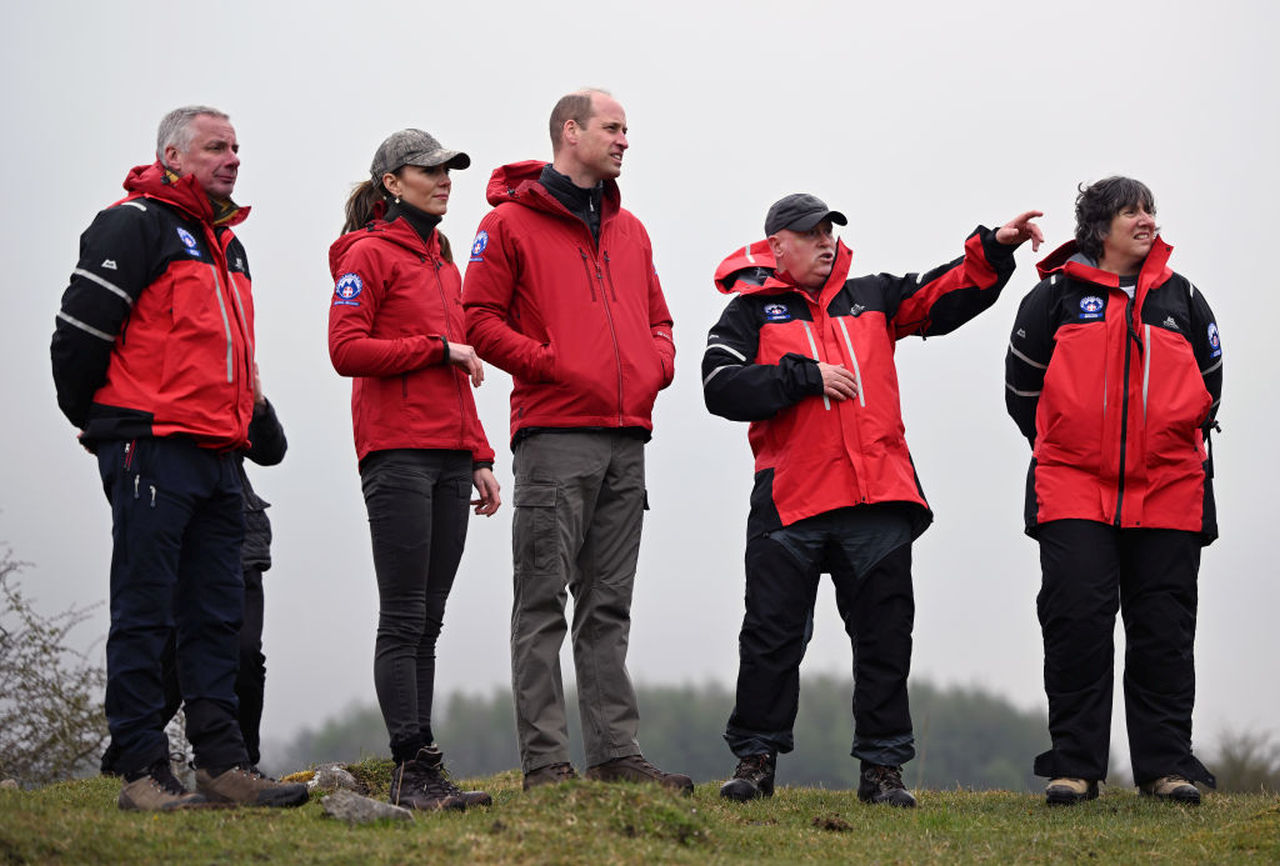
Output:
[272, 676, 1055, 791]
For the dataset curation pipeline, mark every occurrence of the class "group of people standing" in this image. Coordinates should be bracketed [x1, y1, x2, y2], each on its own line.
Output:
[51, 88, 1223, 814]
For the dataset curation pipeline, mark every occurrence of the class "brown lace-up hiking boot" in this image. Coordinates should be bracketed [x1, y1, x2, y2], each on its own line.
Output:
[585, 754, 694, 795]
[857, 763, 917, 807]
[418, 745, 491, 807]
[1045, 777, 1099, 805]
[118, 760, 213, 811]
[523, 761, 579, 791]
[719, 752, 776, 802]
[388, 748, 467, 811]
[195, 765, 310, 807]
[1139, 775, 1201, 804]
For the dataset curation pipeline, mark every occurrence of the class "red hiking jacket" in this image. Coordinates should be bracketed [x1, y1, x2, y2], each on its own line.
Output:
[329, 217, 494, 465]
[461, 161, 675, 446]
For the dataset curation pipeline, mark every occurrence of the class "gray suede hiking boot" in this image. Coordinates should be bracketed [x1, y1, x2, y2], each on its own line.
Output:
[719, 752, 776, 802]
[118, 761, 213, 812]
[195, 765, 310, 808]
[1045, 777, 1099, 805]
[585, 754, 694, 795]
[1139, 775, 1201, 804]
[389, 747, 468, 812]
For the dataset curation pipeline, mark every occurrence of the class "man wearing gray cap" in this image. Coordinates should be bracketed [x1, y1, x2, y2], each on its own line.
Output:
[703, 193, 1042, 806]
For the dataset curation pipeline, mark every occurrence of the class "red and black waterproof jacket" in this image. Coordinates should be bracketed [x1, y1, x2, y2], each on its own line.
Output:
[329, 216, 494, 466]
[704, 227, 1016, 538]
[51, 162, 255, 451]
[461, 160, 675, 447]
[1004, 238, 1222, 542]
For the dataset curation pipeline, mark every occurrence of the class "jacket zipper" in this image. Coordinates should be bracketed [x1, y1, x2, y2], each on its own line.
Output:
[430, 254, 468, 446]
[589, 248, 625, 421]
[1114, 291, 1144, 526]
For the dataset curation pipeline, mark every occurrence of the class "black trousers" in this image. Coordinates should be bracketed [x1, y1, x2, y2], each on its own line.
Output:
[1034, 519, 1213, 786]
[726, 507, 915, 766]
[360, 449, 471, 763]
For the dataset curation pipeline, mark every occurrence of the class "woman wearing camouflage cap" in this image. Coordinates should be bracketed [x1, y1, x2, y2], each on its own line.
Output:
[328, 128, 500, 812]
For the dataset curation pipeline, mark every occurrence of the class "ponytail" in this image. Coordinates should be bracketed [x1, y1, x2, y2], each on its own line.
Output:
[342, 178, 390, 234]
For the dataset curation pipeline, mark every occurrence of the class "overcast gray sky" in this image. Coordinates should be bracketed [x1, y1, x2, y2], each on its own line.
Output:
[3, 1, 1276, 770]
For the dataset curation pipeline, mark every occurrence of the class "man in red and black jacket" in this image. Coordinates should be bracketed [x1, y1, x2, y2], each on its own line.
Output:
[1005, 177, 1221, 806]
[463, 89, 687, 794]
[705, 193, 1042, 807]
[51, 106, 305, 812]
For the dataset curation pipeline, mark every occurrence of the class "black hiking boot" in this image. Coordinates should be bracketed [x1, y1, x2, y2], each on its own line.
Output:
[857, 763, 917, 808]
[719, 752, 776, 802]
[388, 747, 468, 812]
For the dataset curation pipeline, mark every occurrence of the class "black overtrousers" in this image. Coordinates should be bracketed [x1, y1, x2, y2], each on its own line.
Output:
[1035, 519, 1213, 786]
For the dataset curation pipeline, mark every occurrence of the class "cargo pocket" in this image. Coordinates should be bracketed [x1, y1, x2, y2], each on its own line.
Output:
[513, 481, 559, 575]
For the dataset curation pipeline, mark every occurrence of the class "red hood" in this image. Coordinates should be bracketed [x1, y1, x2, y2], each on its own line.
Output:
[483, 159, 622, 222]
[715, 238, 853, 303]
[1036, 236, 1174, 292]
[328, 214, 441, 278]
[121, 161, 249, 227]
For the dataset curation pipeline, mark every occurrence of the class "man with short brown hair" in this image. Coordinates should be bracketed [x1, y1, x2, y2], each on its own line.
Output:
[464, 89, 688, 793]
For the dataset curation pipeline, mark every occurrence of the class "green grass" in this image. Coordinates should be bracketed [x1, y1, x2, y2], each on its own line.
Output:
[1, 763, 1277, 865]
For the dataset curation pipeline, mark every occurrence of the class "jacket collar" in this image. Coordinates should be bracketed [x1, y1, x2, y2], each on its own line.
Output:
[120, 162, 249, 228]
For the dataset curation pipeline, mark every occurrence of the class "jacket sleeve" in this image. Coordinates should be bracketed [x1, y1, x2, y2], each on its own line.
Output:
[245, 398, 287, 467]
[328, 241, 447, 378]
[885, 226, 1018, 339]
[646, 244, 677, 389]
[1004, 278, 1056, 445]
[703, 297, 823, 422]
[1187, 281, 1223, 427]
[461, 212, 556, 382]
[51, 204, 158, 429]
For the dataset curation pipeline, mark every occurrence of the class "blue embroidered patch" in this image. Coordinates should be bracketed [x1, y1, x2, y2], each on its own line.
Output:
[470, 230, 489, 262]
[1078, 295, 1104, 320]
[1208, 322, 1221, 358]
[333, 272, 363, 307]
[176, 227, 201, 257]
[763, 303, 791, 322]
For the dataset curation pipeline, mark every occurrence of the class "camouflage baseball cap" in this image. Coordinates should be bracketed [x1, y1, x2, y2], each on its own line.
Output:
[370, 129, 470, 180]
[765, 193, 848, 236]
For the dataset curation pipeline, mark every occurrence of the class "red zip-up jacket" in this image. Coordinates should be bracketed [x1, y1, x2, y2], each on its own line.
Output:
[704, 228, 1016, 538]
[328, 217, 494, 466]
[51, 162, 255, 451]
[1004, 238, 1222, 541]
[461, 160, 675, 446]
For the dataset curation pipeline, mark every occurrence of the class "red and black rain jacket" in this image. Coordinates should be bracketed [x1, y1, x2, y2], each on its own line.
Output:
[328, 217, 494, 466]
[461, 160, 675, 447]
[1004, 238, 1222, 542]
[704, 227, 1016, 538]
[51, 163, 255, 451]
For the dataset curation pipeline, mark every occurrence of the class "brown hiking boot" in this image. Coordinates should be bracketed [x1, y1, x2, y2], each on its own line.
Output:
[1139, 775, 1201, 804]
[118, 761, 213, 812]
[419, 745, 491, 807]
[1045, 777, 1099, 806]
[586, 754, 694, 795]
[195, 765, 310, 808]
[522, 761, 579, 791]
[389, 747, 468, 811]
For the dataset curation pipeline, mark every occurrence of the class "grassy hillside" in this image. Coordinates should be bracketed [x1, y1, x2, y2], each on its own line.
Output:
[2, 763, 1277, 865]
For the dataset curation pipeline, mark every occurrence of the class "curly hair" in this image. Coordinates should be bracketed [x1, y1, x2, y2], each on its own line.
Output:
[1074, 176, 1156, 261]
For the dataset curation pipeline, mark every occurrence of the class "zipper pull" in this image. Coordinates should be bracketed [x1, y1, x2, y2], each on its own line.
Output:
[150, 485, 157, 508]
[134, 476, 140, 499]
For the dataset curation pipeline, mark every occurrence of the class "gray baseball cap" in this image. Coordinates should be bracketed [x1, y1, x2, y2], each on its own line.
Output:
[370, 128, 470, 180]
[765, 193, 848, 236]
